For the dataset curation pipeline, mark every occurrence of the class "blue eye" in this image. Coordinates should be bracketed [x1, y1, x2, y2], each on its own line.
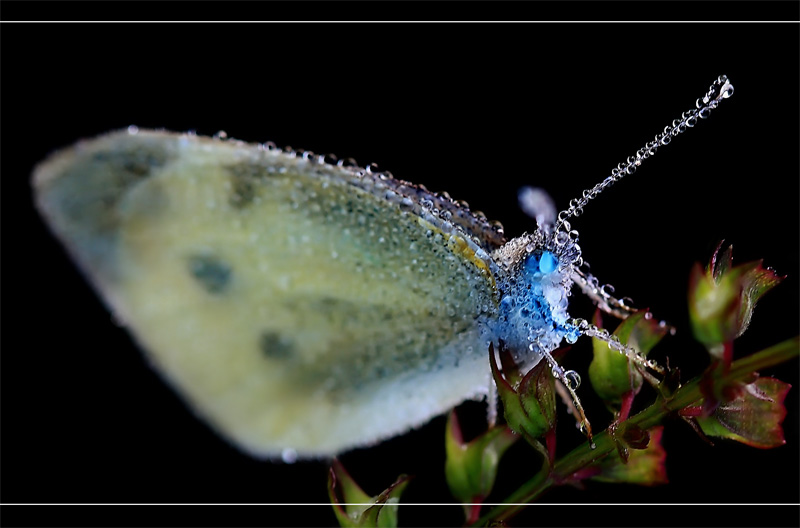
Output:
[539, 251, 558, 274]
[524, 253, 540, 273]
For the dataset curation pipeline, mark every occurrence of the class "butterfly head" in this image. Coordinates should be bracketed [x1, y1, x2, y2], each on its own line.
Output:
[491, 210, 583, 370]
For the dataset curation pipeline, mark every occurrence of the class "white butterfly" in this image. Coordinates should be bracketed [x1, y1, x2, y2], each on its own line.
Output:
[32, 77, 732, 459]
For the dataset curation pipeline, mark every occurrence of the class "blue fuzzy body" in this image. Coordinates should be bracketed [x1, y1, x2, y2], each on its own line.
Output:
[488, 247, 580, 372]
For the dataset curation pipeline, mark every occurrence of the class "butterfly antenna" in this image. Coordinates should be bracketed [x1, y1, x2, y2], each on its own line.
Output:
[554, 75, 734, 233]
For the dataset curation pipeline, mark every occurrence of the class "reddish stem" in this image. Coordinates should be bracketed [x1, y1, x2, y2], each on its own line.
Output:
[618, 390, 635, 422]
[465, 500, 483, 525]
[722, 341, 734, 371]
[679, 406, 703, 417]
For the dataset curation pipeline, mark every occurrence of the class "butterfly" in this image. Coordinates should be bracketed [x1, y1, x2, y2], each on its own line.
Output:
[31, 76, 732, 460]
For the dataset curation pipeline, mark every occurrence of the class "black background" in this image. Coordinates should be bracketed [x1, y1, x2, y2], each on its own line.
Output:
[2, 10, 799, 528]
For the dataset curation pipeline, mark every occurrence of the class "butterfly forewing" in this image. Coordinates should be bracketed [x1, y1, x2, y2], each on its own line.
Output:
[33, 130, 498, 457]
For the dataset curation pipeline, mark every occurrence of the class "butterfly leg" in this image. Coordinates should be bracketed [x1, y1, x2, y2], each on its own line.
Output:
[571, 267, 638, 319]
[539, 345, 593, 442]
[569, 318, 665, 375]
[570, 267, 672, 376]
[486, 375, 498, 428]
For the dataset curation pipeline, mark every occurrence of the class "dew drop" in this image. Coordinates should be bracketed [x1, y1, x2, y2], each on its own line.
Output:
[281, 448, 298, 464]
[620, 296, 635, 307]
[722, 84, 734, 98]
[564, 370, 581, 390]
[600, 284, 615, 296]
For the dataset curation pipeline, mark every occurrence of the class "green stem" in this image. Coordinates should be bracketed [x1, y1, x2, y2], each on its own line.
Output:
[473, 336, 799, 526]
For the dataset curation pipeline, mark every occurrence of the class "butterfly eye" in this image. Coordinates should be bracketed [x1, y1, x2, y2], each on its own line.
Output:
[539, 251, 558, 274]
[523, 252, 540, 274]
[522, 250, 558, 275]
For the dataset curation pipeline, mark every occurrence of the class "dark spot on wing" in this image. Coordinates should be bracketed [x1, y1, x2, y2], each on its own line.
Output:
[55, 142, 171, 231]
[92, 143, 170, 179]
[227, 163, 270, 209]
[33, 136, 175, 283]
[188, 254, 232, 294]
[260, 331, 294, 359]
[274, 294, 481, 399]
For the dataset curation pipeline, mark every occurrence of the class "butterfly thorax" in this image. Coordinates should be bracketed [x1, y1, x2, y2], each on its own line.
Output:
[490, 230, 582, 372]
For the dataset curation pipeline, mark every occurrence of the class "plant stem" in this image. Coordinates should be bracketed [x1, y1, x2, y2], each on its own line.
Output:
[473, 336, 799, 526]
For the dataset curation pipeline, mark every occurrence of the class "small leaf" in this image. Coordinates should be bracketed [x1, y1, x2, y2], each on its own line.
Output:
[591, 426, 668, 486]
[608, 421, 651, 464]
[657, 364, 682, 400]
[490, 342, 558, 444]
[329, 459, 411, 527]
[626, 312, 670, 358]
[445, 410, 518, 521]
[697, 377, 791, 449]
[490, 343, 528, 435]
[360, 476, 412, 528]
[736, 260, 785, 339]
[589, 310, 667, 407]
[620, 423, 651, 450]
[708, 240, 734, 282]
[518, 356, 558, 438]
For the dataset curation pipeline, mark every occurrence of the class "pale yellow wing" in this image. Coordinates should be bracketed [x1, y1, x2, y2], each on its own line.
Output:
[33, 130, 499, 458]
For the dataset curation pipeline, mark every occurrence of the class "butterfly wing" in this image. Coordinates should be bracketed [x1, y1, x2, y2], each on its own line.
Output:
[33, 130, 499, 458]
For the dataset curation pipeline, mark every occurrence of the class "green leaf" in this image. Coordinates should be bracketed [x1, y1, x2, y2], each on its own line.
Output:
[490, 342, 557, 443]
[736, 260, 785, 339]
[697, 377, 791, 449]
[359, 476, 412, 528]
[328, 459, 411, 527]
[490, 343, 528, 436]
[445, 410, 517, 520]
[518, 356, 558, 439]
[591, 426, 668, 486]
[589, 310, 667, 407]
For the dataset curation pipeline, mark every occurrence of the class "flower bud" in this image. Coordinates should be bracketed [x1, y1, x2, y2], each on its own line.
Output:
[689, 243, 783, 353]
[328, 459, 411, 527]
[445, 410, 517, 522]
